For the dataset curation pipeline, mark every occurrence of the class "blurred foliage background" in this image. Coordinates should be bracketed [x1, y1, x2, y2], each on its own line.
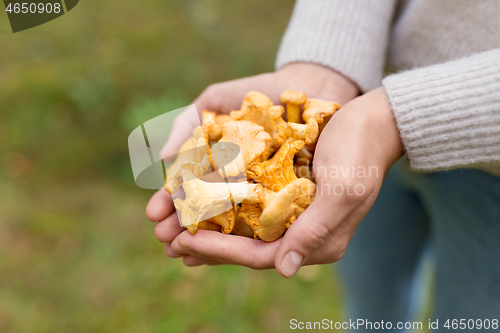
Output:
[0, 1, 346, 332]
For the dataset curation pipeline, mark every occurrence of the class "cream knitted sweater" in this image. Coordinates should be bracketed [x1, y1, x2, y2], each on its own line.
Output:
[276, 0, 500, 174]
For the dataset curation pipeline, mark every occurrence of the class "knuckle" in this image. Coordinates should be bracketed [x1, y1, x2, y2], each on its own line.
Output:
[331, 238, 349, 262]
[250, 244, 270, 270]
[154, 224, 168, 242]
[333, 246, 347, 262]
[301, 224, 329, 250]
[338, 190, 359, 206]
[203, 84, 219, 99]
[164, 244, 182, 258]
[182, 256, 196, 267]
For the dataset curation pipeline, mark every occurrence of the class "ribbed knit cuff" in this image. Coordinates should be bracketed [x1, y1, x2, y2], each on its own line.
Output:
[276, 0, 397, 93]
[383, 48, 500, 172]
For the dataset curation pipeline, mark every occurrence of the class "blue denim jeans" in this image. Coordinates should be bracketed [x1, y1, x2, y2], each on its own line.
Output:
[336, 158, 500, 332]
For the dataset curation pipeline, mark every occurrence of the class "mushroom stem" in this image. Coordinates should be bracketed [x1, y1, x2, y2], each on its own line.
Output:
[286, 104, 301, 123]
[229, 182, 265, 204]
[286, 118, 319, 145]
[280, 89, 307, 124]
[180, 169, 264, 229]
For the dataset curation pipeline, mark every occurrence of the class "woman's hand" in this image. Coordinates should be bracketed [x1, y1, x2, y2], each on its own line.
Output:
[146, 62, 363, 271]
[159, 63, 359, 159]
[153, 87, 403, 276]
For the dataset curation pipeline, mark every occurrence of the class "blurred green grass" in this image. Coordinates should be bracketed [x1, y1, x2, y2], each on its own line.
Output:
[0, 1, 346, 332]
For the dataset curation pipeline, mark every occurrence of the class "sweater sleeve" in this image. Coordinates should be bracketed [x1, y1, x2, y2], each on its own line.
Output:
[275, 0, 398, 93]
[382, 48, 500, 172]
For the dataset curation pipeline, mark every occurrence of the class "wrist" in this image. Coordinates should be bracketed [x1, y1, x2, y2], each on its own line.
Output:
[355, 87, 404, 171]
[277, 62, 359, 105]
[326, 87, 403, 176]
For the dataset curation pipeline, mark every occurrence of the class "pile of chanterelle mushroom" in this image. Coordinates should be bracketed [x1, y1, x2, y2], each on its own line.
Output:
[164, 90, 340, 242]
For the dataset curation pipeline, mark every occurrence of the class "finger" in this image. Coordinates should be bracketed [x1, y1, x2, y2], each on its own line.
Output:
[164, 242, 184, 258]
[182, 255, 222, 267]
[304, 206, 365, 265]
[172, 230, 280, 269]
[155, 213, 185, 243]
[160, 82, 242, 159]
[146, 189, 175, 222]
[274, 188, 367, 278]
[160, 105, 201, 159]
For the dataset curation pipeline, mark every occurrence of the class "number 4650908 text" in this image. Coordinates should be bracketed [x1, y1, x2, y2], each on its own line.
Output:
[6, 2, 61, 14]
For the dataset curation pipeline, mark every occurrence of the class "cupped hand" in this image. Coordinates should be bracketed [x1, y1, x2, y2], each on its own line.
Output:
[152, 87, 403, 276]
[159, 63, 359, 159]
[147, 62, 366, 272]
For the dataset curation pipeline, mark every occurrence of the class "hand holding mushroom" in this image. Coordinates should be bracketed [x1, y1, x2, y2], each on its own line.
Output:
[145, 63, 409, 277]
[162, 88, 403, 278]
[163, 89, 324, 241]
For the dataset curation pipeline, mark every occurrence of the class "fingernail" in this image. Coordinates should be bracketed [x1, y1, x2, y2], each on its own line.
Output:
[281, 251, 303, 278]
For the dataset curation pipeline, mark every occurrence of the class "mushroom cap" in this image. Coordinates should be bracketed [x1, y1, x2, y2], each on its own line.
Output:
[164, 126, 212, 194]
[241, 91, 274, 112]
[237, 203, 263, 238]
[258, 178, 316, 241]
[230, 91, 273, 125]
[247, 137, 305, 192]
[286, 118, 319, 145]
[302, 98, 341, 124]
[210, 141, 241, 172]
[204, 206, 235, 234]
[165, 136, 197, 183]
[202, 110, 217, 125]
[304, 118, 319, 145]
[215, 114, 233, 126]
[174, 198, 228, 233]
[217, 120, 271, 177]
[201, 110, 223, 142]
[280, 89, 307, 105]
[267, 105, 289, 147]
[231, 206, 255, 238]
[198, 221, 222, 232]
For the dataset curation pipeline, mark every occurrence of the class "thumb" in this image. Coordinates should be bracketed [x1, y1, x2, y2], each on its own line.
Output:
[160, 82, 246, 160]
[274, 188, 354, 278]
[160, 104, 201, 160]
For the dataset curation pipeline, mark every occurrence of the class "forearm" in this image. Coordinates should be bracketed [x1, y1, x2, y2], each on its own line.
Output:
[383, 48, 500, 172]
[276, 0, 398, 93]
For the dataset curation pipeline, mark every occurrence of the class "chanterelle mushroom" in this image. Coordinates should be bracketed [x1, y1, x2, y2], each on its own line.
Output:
[295, 147, 313, 166]
[247, 137, 305, 192]
[230, 93, 288, 152]
[202, 110, 222, 142]
[237, 203, 263, 239]
[286, 118, 319, 145]
[280, 89, 307, 123]
[267, 105, 291, 148]
[258, 178, 316, 242]
[302, 98, 341, 125]
[302, 98, 341, 151]
[215, 120, 271, 177]
[230, 91, 274, 124]
[231, 205, 255, 238]
[294, 164, 314, 182]
[215, 114, 233, 126]
[179, 169, 264, 232]
[202, 206, 235, 234]
[174, 198, 229, 233]
[165, 126, 211, 194]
